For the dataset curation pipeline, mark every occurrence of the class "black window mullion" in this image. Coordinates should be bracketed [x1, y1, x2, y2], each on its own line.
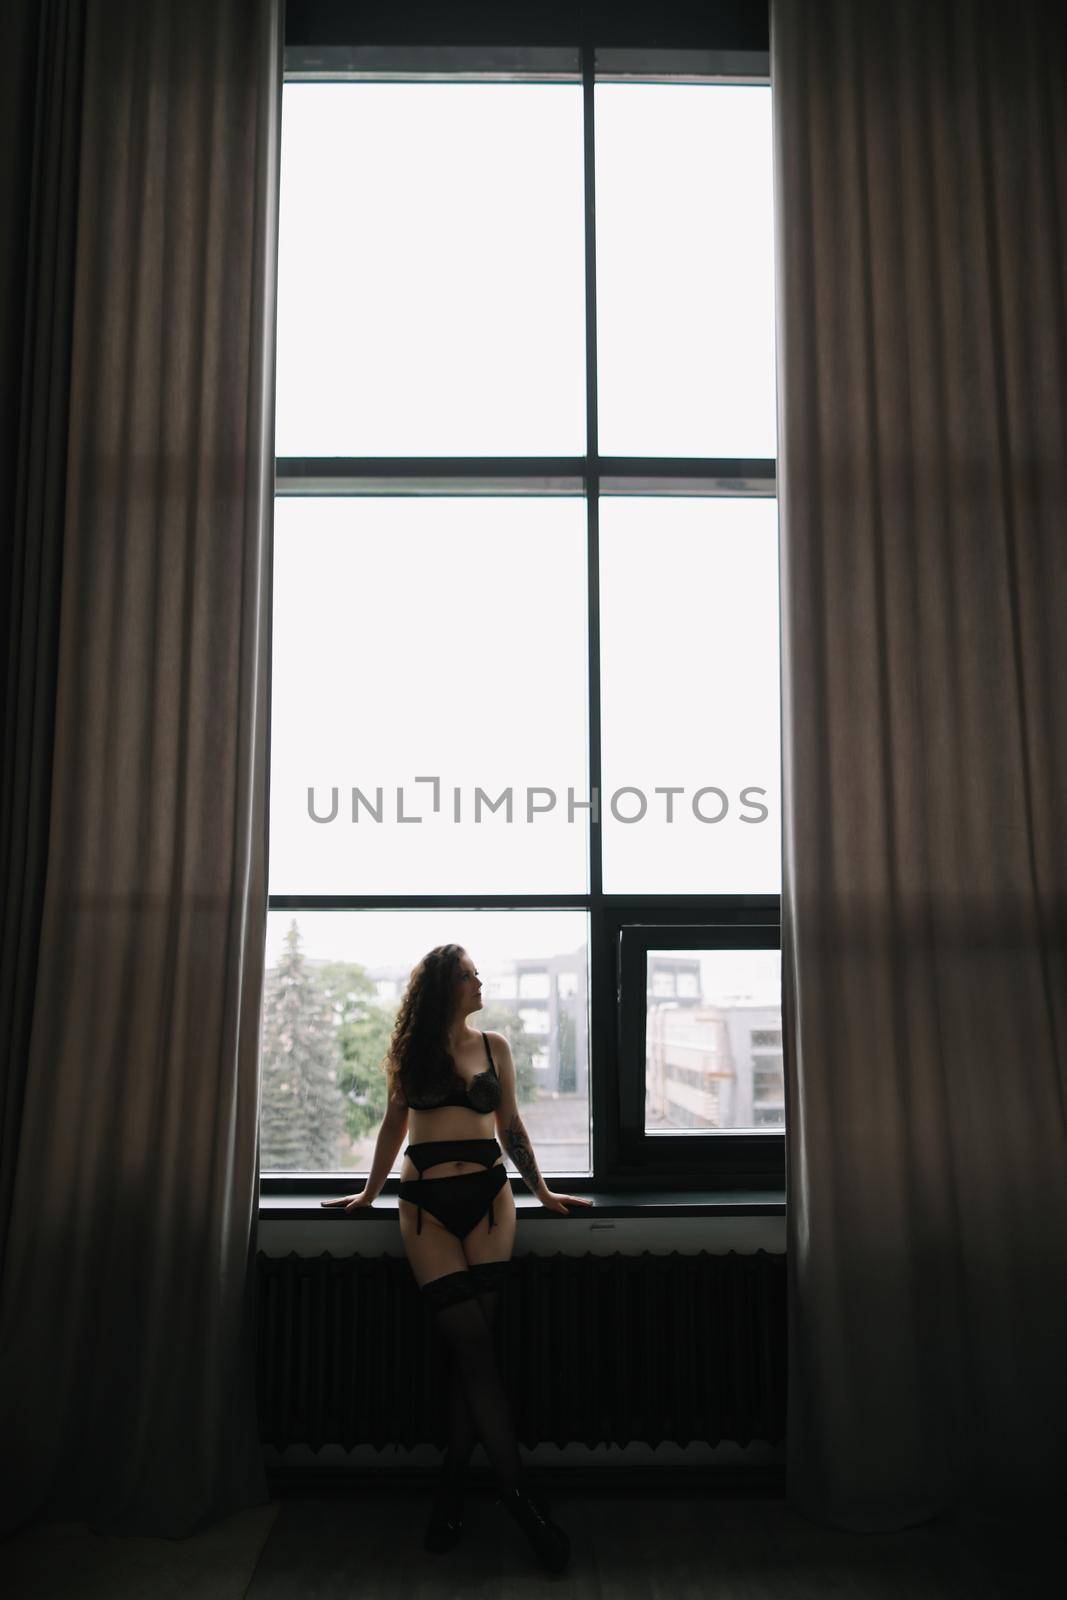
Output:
[273, 457, 776, 493]
[581, 42, 606, 1186]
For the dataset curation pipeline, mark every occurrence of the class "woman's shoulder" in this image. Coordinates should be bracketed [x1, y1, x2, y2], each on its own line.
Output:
[482, 1028, 512, 1064]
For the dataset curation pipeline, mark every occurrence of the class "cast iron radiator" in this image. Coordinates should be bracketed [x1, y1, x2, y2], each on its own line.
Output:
[255, 1249, 786, 1452]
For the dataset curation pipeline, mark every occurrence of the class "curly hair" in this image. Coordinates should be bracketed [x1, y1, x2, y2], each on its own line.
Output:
[385, 943, 469, 1106]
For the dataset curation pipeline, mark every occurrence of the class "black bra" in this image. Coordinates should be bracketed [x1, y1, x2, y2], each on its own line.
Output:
[405, 1030, 502, 1113]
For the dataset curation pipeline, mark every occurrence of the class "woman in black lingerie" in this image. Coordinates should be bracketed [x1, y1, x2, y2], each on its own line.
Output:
[322, 942, 592, 1574]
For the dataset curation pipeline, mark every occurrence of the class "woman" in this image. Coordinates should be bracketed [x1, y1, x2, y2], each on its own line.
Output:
[322, 943, 592, 1573]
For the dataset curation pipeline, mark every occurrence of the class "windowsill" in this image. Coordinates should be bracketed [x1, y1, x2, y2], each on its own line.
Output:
[259, 1188, 786, 1221]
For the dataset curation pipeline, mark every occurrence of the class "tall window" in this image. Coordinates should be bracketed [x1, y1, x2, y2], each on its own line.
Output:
[262, 35, 781, 1195]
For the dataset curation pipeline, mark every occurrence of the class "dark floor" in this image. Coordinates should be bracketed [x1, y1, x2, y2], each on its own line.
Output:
[6, 1487, 1063, 1597]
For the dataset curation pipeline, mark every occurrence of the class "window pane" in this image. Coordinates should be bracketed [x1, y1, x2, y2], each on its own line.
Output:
[276, 83, 586, 456]
[269, 496, 589, 894]
[261, 909, 591, 1174]
[646, 950, 783, 1131]
[595, 83, 776, 457]
[599, 497, 781, 893]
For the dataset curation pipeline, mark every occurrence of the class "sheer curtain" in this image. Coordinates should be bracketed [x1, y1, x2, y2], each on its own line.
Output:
[0, 0, 282, 1537]
[772, 0, 1067, 1532]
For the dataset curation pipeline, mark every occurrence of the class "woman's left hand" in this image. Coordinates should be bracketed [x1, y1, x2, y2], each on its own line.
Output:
[537, 1188, 594, 1214]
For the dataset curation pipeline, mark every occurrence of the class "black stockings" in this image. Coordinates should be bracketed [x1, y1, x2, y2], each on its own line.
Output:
[443, 1282, 500, 1470]
[420, 1268, 521, 1491]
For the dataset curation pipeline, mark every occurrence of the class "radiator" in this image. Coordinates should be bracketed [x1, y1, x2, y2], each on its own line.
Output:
[255, 1249, 786, 1453]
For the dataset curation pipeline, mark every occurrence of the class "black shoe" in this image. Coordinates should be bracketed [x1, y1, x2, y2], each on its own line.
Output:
[496, 1483, 570, 1575]
[422, 1468, 466, 1554]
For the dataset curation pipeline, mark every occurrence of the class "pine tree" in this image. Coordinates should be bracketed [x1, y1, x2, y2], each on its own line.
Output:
[259, 918, 346, 1170]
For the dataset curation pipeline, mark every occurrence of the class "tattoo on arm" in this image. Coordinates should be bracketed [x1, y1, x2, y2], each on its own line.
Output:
[504, 1113, 543, 1194]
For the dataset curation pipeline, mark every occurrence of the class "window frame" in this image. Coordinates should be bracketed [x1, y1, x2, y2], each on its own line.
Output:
[609, 907, 782, 1187]
[266, 27, 781, 1199]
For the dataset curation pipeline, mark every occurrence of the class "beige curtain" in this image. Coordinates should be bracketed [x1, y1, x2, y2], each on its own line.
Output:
[772, 0, 1067, 1532]
[0, 0, 282, 1537]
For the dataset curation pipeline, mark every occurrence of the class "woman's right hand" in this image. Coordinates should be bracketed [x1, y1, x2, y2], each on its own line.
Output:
[320, 1189, 374, 1212]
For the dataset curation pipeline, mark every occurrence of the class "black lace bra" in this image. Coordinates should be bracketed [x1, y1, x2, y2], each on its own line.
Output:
[404, 1030, 502, 1113]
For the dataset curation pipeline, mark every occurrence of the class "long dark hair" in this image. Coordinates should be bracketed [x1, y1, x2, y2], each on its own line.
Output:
[385, 943, 467, 1105]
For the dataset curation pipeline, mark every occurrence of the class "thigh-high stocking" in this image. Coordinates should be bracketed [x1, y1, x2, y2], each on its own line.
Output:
[420, 1270, 521, 1492]
[443, 1285, 500, 1469]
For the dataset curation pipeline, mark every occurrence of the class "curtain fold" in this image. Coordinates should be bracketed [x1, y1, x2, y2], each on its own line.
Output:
[0, 0, 282, 1538]
[772, 0, 1067, 1532]
[0, 0, 84, 1296]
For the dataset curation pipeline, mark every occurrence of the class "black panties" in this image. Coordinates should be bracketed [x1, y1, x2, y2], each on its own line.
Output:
[399, 1139, 508, 1238]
